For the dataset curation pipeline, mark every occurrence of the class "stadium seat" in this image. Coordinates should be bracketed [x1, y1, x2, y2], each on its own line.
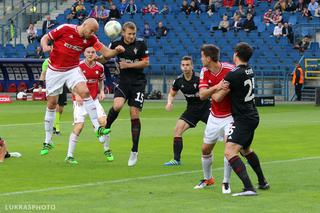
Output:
[18, 82, 28, 92]
[7, 83, 17, 93]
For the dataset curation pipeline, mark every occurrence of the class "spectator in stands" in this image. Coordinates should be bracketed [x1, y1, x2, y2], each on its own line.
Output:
[99, 5, 110, 24]
[286, 0, 296, 12]
[207, 0, 216, 16]
[109, 3, 121, 20]
[42, 15, 55, 36]
[296, 0, 306, 13]
[218, 14, 230, 32]
[159, 4, 170, 15]
[76, 4, 87, 24]
[232, 14, 242, 32]
[243, 13, 256, 32]
[120, 0, 127, 15]
[274, 0, 287, 12]
[190, 0, 202, 14]
[87, 5, 99, 20]
[200, 0, 210, 5]
[142, 4, 152, 15]
[27, 24, 38, 44]
[271, 9, 283, 24]
[308, 0, 319, 16]
[126, 0, 137, 15]
[88, 0, 97, 4]
[142, 23, 155, 39]
[301, 7, 312, 20]
[150, 4, 159, 15]
[181, 0, 191, 15]
[35, 46, 45, 59]
[234, 5, 246, 18]
[273, 22, 283, 38]
[214, 0, 224, 9]
[246, 4, 255, 16]
[223, 0, 235, 9]
[67, 6, 77, 22]
[155, 22, 168, 39]
[282, 22, 294, 43]
[263, 9, 273, 26]
[294, 35, 311, 52]
[292, 63, 304, 101]
[314, 6, 320, 17]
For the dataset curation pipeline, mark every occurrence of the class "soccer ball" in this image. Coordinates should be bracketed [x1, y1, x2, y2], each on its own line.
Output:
[104, 20, 122, 39]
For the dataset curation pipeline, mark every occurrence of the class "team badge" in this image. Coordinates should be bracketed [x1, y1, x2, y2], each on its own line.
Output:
[96, 70, 99, 75]
[83, 39, 87, 44]
[193, 83, 197, 89]
[133, 48, 138, 55]
[69, 35, 73, 39]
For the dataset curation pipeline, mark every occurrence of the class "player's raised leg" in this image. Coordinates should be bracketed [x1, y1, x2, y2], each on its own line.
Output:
[72, 82, 109, 137]
[98, 115, 114, 162]
[164, 119, 190, 166]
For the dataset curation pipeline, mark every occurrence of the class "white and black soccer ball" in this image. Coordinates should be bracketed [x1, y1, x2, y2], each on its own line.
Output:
[104, 20, 122, 39]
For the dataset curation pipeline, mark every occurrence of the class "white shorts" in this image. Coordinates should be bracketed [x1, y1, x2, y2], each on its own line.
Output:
[73, 99, 106, 124]
[45, 66, 86, 97]
[203, 114, 234, 144]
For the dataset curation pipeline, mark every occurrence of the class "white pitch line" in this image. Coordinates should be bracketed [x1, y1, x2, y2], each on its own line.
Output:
[0, 156, 319, 197]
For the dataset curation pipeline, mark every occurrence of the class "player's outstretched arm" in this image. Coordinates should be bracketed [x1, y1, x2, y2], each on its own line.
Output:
[98, 44, 125, 60]
[165, 88, 177, 111]
[40, 34, 52, 52]
[119, 58, 149, 69]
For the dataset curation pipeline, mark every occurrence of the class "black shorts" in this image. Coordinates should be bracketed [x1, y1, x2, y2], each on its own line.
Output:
[114, 80, 146, 110]
[180, 106, 210, 128]
[58, 86, 68, 106]
[226, 119, 259, 149]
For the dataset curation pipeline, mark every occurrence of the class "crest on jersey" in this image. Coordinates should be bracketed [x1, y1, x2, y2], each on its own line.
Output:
[133, 48, 138, 55]
[181, 84, 184, 88]
[193, 83, 197, 89]
[83, 39, 87, 44]
[69, 35, 73, 39]
[96, 70, 99, 75]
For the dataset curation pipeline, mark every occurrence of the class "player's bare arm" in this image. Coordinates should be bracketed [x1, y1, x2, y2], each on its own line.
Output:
[199, 85, 220, 100]
[98, 80, 105, 101]
[165, 88, 178, 111]
[119, 57, 149, 69]
[98, 44, 125, 60]
[212, 80, 230, 102]
[40, 34, 52, 52]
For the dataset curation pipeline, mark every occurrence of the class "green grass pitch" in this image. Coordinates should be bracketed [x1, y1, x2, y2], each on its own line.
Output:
[0, 101, 319, 212]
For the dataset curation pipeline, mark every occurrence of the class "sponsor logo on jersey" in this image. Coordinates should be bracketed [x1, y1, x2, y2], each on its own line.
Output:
[64, 43, 82, 51]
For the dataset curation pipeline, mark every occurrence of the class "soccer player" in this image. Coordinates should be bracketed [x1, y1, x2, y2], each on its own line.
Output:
[39, 58, 68, 136]
[164, 56, 210, 166]
[65, 47, 113, 164]
[0, 137, 22, 162]
[40, 18, 125, 155]
[193, 44, 234, 194]
[99, 22, 149, 166]
[214, 42, 269, 196]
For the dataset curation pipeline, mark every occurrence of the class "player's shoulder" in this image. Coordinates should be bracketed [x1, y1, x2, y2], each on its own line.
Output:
[56, 24, 76, 31]
[221, 62, 236, 70]
[136, 37, 145, 43]
[96, 62, 104, 69]
[176, 73, 184, 80]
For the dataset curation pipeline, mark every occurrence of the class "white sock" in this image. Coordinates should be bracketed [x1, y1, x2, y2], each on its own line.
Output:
[44, 108, 55, 144]
[83, 97, 100, 130]
[202, 154, 213, 180]
[103, 135, 110, 151]
[67, 132, 78, 158]
[223, 156, 232, 183]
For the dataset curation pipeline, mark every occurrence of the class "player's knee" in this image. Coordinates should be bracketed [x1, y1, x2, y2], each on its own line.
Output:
[130, 108, 140, 119]
[202, 143, 213, 155]
[99, 117, 106, 127]
[78, 89, 90, 99]
[173, 126, 183, 137]
[47, 101, 57, 110]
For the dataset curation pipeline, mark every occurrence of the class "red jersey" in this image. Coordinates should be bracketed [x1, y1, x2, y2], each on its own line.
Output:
[48, 24, 100, 71]
[79, 60, 105, 100]
[199, 62, 235, 118]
